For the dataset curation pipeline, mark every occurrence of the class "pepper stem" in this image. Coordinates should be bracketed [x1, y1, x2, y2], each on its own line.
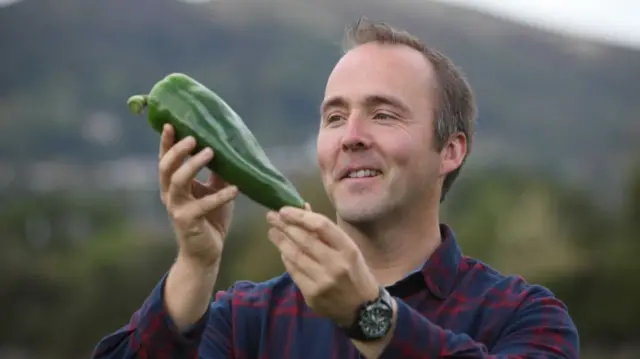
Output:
[127, 95, 149, 115]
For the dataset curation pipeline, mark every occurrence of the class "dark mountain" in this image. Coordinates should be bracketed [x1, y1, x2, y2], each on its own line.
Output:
[0, 0, 638, 203]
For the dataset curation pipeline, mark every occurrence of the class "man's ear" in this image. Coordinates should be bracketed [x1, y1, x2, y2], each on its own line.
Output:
[439, 132, 467, 177]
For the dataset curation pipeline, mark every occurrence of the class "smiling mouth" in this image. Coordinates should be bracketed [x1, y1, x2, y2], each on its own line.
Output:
[343, 169, 382, 179]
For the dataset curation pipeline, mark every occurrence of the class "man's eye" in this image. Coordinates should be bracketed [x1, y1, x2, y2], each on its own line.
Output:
[373, 112, 395, 120]
[327, 115, 344, 123]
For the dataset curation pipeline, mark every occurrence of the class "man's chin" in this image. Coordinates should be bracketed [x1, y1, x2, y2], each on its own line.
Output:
[335, 202, 384, 224]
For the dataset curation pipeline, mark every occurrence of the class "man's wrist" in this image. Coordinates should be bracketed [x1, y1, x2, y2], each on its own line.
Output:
[349, 297, 398, 359]
[165, 254, 220, 332]
[175, 252, 221, 277]
[340, 286, 395, 342]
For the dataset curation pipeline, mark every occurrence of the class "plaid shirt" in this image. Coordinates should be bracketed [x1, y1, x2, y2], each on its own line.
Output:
[92, 224, 579, 358]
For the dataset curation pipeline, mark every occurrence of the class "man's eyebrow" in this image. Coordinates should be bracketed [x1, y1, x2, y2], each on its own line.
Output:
[320, 94, 411, 116]
[320, 96, 348, 115]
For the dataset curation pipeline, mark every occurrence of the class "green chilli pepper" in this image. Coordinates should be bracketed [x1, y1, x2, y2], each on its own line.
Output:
[127, 73, 305, 211]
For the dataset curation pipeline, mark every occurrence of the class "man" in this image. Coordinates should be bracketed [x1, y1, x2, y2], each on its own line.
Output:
[93, 18, 579, 359]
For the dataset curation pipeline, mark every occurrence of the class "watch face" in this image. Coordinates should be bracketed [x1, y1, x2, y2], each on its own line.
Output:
[359, 302, 393, 338]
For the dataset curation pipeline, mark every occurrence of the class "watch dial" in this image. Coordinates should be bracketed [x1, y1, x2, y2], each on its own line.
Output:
[359, 302, 392, 338]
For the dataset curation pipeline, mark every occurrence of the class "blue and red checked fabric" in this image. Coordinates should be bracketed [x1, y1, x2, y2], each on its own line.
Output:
[92, 224, 579, 359]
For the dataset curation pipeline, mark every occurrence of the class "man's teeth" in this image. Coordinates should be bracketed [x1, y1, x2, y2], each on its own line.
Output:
[347, 169, 382, 178]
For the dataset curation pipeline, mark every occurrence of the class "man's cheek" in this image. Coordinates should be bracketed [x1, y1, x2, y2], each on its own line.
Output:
[386, 142, 415, 168]
[316, 139, 337, 172]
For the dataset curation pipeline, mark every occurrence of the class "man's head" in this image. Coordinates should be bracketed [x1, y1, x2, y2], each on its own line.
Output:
[316, 18, 476, 224]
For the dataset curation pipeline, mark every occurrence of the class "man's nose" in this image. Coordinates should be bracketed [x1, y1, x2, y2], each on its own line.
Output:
[340, 116, 371, 152]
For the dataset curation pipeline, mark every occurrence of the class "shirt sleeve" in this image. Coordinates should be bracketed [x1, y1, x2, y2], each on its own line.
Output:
[91, 272, 235, 359]
[379, 286, 579, 359]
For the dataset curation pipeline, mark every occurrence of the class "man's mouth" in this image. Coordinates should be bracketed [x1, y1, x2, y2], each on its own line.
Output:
[343, 169, 382, 179]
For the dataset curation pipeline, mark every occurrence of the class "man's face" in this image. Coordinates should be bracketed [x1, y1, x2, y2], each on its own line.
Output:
[317, 42, 446, 223]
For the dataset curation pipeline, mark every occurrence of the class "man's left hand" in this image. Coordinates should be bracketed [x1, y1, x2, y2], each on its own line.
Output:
[266, 205, 379, 327]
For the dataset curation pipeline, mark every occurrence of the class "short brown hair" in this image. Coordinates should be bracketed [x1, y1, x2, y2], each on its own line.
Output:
[342, 17, 477, 202]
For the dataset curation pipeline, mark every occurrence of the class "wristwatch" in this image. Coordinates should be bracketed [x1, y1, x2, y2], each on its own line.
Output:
[340, 286, 394, 342]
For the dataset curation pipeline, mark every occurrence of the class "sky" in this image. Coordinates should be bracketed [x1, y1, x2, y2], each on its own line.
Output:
[434, 0, 640, 49]
[1, 0, 639, 49]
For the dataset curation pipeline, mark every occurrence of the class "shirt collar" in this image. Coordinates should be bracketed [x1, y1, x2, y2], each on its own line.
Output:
[418, 223, 463, 300]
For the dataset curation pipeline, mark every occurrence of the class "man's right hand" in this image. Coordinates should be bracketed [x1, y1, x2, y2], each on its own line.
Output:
[158, 123, 239, 268]
[158, 123, 239, 331]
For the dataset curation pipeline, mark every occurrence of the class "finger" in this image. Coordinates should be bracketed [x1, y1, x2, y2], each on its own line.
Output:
[159, 136, 197, 193]
[169, 147, 214, 200]
[178, 185, 238, 220]
[280, 254, 318, 298]
[304, 202, 313, 211]
[279, 207, 347, 250]
[158, 124, 175, 160]
[267, 227, 322, 280]
[267, 211, 334, 261]
[268, 233, 323, 304]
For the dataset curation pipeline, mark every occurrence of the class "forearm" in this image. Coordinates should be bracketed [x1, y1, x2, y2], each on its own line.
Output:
[92, 272, 214, 359]
[353, 297, 578, 359]
[165, 254, 220, 332]
[367, 299, 490, 358]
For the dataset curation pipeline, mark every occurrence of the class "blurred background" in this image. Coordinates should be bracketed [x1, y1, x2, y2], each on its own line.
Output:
[0, 0, 639, 358]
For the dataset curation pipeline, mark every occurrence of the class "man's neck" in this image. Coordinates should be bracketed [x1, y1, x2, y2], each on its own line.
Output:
[337, 206, 443, 287]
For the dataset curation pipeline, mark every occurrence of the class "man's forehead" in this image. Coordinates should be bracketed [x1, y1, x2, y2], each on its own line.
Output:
[323, 43, 436, 109]
[326, 43, 435, 89]
[332, 42, 433, 76]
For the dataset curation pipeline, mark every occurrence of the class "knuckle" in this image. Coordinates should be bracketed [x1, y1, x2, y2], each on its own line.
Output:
[332, 261, 350, 278]
[315, 278, 335, 295]
[167, 182, 180, 197]
[288, 245, 301, 263]
[345, 247, 358, 262]
[170, 171, 183, 186]
[158, 158, 169, 175]
[197, 196, 213, 214]
[171, 208, 190, 227]
[326, 275, 339, 288]
[267, 227, 279, 241]
[297, 239, 311, 253]
[286, 245, 303, 265]
[315, 218, 330, 233]
[308, 220, 321, 233]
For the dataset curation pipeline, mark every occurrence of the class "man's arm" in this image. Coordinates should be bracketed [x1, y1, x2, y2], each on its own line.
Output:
[91, 270, 236, 359]
[353, 285, 579, 359]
